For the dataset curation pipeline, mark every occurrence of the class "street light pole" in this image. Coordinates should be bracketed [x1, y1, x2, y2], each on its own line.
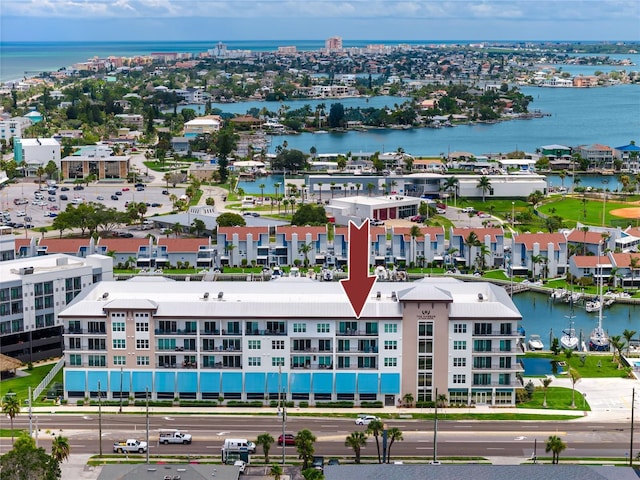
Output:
[631, 388, 635, 466]
[119, 366, 123, 413]
[146, 387, 150, 465]
[433, 388, 438, 464]
[98, 381, 103, 457]
[511, 201, 515, 229]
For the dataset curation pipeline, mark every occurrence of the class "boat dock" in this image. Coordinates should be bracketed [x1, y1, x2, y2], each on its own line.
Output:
[504, 283, 530, 295]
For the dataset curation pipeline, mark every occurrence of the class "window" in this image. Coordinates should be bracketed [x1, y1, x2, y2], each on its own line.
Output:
[473, 339, 492, 352]
[113, 356, 126, 366]
[500, 323, 513, 335]
[384, 323, 398, 334]
[136, 321, 149, 332]
[112, 322, 125, 332]
[68, 337, 81, 350]
[88, 338, 106, 350]
[318, 339, 331, 351]
[474, 323, 492, 335]
[158, 338, 176, 350]
[69, 354, 82, 366]
[248, 340, 261, 350]
[113, 339, 126, 349]
[88, 355, 106, 367]
[384, 357, 397, 367]
[453, 340, 467, 351]
[453, 374, 466, 384]
[499, 357, 512, 369]
[419, 340, 433, 353]
[248, 357, 261, 367]
[317, 323, 330, 333]
[418, 322, 433, 337]
[272, 340, 285, 350]
[473, 373, 491, 385]
[137, 356, 150, 366]
[418, 356, 433, 370]
[136, 339, 149, 349]
[365, 322, 378, 335]
[111, 312, 125, 319]
[453, 323, 467, 334]
[272, 357, 285, 367]
[384, 340, 398, 350]
[499, 340, 512, 352]
[474, 356, 492, 369]
[453, 357, 466, 367]
[293, 323, 306, 333]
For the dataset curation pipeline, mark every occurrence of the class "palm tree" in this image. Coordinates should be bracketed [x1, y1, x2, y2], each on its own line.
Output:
[402, 392, 414, 407]
[36, 166, 45, 186]
[256, 433, 274, 463]
[51, 435, 71, 463]
[345, 431, 368, 464]
[343, 183, 348, 197]
[610, 335, 625, 366]
[270, 463, 283, 480]
[630, 256, 640, 288]
[476, 175, 492, 201]
[355, 183, 361, 196]
[409, 225, 422, 267]
[226, 243, 236, 267]
[623, 329, 637, 355]
[366, 419, 384, 463]
[171, 222, 183, 238]
[2, 394, 21, 443]
[531, 254, 543, 280]
[317, 182, 323, 202]
[298, 242, 313, 268]
[540, 377, 553, 408]
[386, 427, 404, 463]
[443, 176, 459, 205]
[330, 182, 336, 198]
[259, 183, 266, 202]
[545, 435, 567, 464]
[367, 183, 375, 197]
[464, 231, 480, 271]
[568, 367, 581, 409]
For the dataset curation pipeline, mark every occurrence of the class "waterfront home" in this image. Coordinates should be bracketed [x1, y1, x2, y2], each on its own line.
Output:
[567, 254, 612, 285]
[511, 232, 568, 278]
[609, 252, 640, 288]
[389, 226, 445, 266]
[216, 226, 270, 267]
[614, 143, 640, 173]
[540, 144, 572, 158]
[274, 226, 328, 267]
[333, 225, 388, 267]
[449, 227, 505, 269]
[183, 115, 222, 136]
[577, 143, 614, 170]
[567, 228, 615, 256]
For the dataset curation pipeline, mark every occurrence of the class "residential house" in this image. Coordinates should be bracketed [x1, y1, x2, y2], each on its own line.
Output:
[609, 253, 640, 288]
[98, 238, 151, 268]
[511, 232, 568, 278]
[171, 137, 191, 156]
[216, 226, 270, 267]
[333, 225, 387, 267]
[449, 227, 506, 270]
[157, 238, 216, 268]
[183, 115, 222, 136]
[540, 144, 572, 159]
[0, 116, 32, 141]
[37, 238, 103, 258]
[577, 143, 614, 170]
[567, 255, 613, 286]
[390, 226, 445, 266]
[274, 226, 328, 267]
[614, 143, 640, 173]
[13, 138, 61, 176]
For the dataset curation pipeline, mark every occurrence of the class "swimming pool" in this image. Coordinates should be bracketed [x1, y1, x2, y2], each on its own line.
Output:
[520, 358, 564, 376]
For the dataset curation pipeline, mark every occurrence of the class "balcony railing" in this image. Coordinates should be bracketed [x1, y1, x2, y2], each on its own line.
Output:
[337, 347, 379, 354]
[291, 364, 333, 370]
[473, 331, 516, 337]
[472, 381, 517, 387]
[472, 348, 518, 354]
[337, 330, 378, 336]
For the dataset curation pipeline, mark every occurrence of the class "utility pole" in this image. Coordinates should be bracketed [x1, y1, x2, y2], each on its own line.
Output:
[119, 367, 124, 413]
[631, 388, 635, 466]
[146, 387, 150, 464]
[281, 388, 287, 465]
[98, 381, 103, 457]
[28, 386, 33, 438]
[433, 388, 438, 464]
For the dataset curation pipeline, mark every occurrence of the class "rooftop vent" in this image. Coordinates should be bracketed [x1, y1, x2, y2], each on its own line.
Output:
[203, 292, 209, 300]
[478, 293, 484, 302]
[391, 291, 397, 302]
[217, 291, 224, 300]
[19, 266, 34, 275]
[102, 292, 109, 300]
[376, 291, 381, 300]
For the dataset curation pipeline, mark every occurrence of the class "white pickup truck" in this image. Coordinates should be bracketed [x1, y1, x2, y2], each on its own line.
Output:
[159, 430, 192, 445]
[113, 439, 148, 453]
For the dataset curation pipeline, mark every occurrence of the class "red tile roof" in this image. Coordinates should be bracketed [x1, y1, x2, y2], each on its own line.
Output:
[98, 238, 150, 252]
[39, 238, 91, 253]
[571, 255, 611, 267]
[334, 226, 387, 238]
[14, 238, 32, 251]
[276, 226, 327, 241]
[451, 227, 504, 242]
[611, 253, 640, 268]
[566, 230, 609, 244]
[217, 227, 269, 241]
[393, 226, 445, 240]
[514, 233, 566, 250]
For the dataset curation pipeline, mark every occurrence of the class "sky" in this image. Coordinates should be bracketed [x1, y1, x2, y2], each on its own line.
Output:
[1, 0, 639, 43]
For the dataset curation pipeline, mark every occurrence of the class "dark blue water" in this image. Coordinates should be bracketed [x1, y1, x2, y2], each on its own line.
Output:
[513, 291, 640, 347]
[520, 357, 561, 376]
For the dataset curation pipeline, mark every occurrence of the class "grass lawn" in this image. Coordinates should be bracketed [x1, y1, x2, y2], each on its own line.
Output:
[0, 364, 63, 407]
[523, 351, 628, 378]
[518, 386, 589, 411]
[538, 195, 636, 228]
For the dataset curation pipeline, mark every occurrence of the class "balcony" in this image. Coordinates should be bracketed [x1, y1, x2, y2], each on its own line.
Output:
[473, 331, 516, 337]
[472, 348, 518, 354]
[65, 328, 85, 334]
[337, 347, 379, 354]
[221, 330, 242, 336]
[337, 329, 378, 337]
[202, 330, 220, 335]
[472, 381, 517, 387]
[291, 364, 333, 370]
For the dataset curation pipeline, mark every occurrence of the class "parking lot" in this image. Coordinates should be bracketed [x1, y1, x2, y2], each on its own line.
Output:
[1, 180, 185, 234]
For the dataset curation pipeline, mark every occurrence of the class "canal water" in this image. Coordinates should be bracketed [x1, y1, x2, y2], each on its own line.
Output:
[512, 290, 640, 349]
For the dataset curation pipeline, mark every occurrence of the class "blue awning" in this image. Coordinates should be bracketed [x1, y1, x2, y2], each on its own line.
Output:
[65, 370, 86, 392]
[132, 371, 153, 392]
[222, 372, 242, 393]
[336, 373, 356, 394]
[245, 373, 265, 393]
[380, 373, 400, 394]
[266, 372, 287, 393]
[87, 371, 108, 392]
[290, 373, 311, 393]
[200, 372, 221, 393]
[109, 370, 131, 392]
[312, 373, 333, 393]
[357, 373, 378, 393]
[177, 372, 197, 393]
[155, 371, 176, 393]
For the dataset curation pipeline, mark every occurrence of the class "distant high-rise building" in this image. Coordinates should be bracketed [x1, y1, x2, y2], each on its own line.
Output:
[325, 36, 343, 51]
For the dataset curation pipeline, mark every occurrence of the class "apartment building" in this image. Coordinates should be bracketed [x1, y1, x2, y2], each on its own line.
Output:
[61, 278, 523, 406]
[13, 137, 61, 176]
[0, 254, 113, 363]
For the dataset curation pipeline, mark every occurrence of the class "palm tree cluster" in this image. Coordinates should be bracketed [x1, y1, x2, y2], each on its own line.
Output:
[345, 420, 404, 464]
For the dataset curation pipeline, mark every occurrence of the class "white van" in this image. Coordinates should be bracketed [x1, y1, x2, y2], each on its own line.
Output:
[223, 438, 256, 453]
[71, 198, 84, 205]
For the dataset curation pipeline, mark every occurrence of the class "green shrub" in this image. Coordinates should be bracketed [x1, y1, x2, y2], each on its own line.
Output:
[179, 400, 218, 407]
[227, 400, 264, 408]
[299, 401, 309, 408]
[134, 400, 172, 407]
[76, 400, 84, 406]
[360, 401, 383, 408]
[416, 401, 435, 408]
[269, 400, 294, 408]
[315, 401, 354, 408]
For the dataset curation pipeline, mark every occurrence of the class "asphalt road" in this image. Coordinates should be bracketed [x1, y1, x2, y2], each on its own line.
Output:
[0, 414, 634, 461]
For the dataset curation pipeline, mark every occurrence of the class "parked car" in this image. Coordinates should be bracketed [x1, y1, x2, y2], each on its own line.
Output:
[278, 434, 295, 446]
[369, 219, 384, 226]
[60, 195, 68, 200]
[115, 191, 122, 196]
[15, 211, 26, 217]
[151, 202, 162, 207]
[355, 415, 380, 425]
[461, 207, 475, 213]
[477, 211, 491, 218]
[96, 196, 104, 200]
[136, 186, 144, 191]
[122, 187, 130, 191]
[48, 196, 56, 202]
[162, 190, 169, 195]
[111, 195, 119, 200]
[135, 183, 145, 188]
[73, 185, 84, 191]
[60, 186, 69, 191]
[410, 215, 426, 222]
[436, 207, 446, 214]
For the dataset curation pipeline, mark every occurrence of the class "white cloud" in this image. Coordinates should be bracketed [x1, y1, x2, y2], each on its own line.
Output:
[2, 0, 637, 21]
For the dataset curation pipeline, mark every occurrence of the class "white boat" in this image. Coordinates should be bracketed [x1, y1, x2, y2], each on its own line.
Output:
[585, 300, 601, 312]
[550, 289, 566, 301]
[604, 298, 615, 307]
[561, 300, 579, 350]
[589, 263, 610, 352]
[528, 334, 544, 351]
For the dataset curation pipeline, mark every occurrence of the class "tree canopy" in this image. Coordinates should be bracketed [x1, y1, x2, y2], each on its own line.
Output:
[216, 212, 246, 227]
[291, 204, 328, 226]
[0, 434, 61, 480]
[271, 149, 308, 173]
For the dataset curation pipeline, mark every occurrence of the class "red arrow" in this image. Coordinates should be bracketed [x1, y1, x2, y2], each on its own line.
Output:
[340, 219, 376, 318]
